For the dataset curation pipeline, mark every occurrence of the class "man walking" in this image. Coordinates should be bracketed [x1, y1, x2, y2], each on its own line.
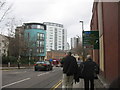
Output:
[61, 52, 78, 89]
[77, 57, 83, 67]
[80, 55, 99, 90]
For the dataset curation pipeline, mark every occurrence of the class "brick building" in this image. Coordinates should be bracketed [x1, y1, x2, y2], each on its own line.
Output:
[46, 50, 66, 60]
[90, 1, 120, 84]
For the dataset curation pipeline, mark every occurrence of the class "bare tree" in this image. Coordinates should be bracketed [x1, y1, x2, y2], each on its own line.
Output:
[0, 0, 13, 22]
[21, 35, 38, 65]
[71, 37, 89, 60]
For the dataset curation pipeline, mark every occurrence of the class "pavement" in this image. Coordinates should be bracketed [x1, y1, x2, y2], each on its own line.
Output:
[0, 66, 33, 70]
[73, 78, 106, 89]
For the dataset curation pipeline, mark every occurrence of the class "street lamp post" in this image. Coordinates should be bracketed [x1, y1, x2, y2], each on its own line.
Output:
[80, 21, 84, 31]
[79, 21, 85, 61]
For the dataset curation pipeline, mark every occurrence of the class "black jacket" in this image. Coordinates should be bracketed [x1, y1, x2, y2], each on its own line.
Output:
[62, 55, 78, 76]
[79, 59, 99, 79]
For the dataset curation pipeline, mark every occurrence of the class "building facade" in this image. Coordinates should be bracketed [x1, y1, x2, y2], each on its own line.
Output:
[15, 26, 25, 57]
[66, 42, 70, 50]
[0, 34, 9, 56]
[71, 37, 81, 49]
[43, 22, 67, 51]
[90, 1, 120, 84]
[46, 50, 66, 60]
[24, 23, 46, 60]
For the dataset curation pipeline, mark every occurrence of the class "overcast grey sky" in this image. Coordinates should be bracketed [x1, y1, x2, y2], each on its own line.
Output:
[6, 0, 94, 42]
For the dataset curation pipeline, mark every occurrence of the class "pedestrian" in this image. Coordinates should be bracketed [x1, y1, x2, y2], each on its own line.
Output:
[77, 57, 83, 67]
[62, 52, 78, 90]
[17, 59, 20, 69]
[79, 55, 99, 90]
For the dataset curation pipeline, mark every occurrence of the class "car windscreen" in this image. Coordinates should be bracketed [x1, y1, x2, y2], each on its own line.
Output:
[36, 61, 45, 64]
[44, 61, 50, 64]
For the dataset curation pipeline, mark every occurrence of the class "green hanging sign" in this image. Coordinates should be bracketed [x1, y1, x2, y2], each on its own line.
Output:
[82, 31, 99, 49]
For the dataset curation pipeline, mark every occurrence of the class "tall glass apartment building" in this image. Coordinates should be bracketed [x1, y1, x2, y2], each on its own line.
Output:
[24, 23, 46, 60]
[43, 22, 67, 51]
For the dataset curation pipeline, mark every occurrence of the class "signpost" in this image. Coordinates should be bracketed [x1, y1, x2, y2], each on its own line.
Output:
[82, 31, 99, 49]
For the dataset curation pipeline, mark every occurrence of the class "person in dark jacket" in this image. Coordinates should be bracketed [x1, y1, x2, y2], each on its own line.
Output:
[79, 55, 99, 90]
[62, 52, 78, 89]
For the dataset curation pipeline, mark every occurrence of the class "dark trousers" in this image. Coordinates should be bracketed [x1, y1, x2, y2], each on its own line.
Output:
[84, 78, 94, 90]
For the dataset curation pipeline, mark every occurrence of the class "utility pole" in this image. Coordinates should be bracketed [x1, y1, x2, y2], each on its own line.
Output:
[79, 21, 85, 61]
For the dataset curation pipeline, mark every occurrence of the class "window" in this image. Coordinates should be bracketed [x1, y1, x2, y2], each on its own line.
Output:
[37, 25, 40, 29]
[50, 35, 53, 36]
[37, 49, 39, 53]
[31, 25, 37, 29]
[49, 27, 53, 29]
[40, 49, 44, 53]
[40, 33, 44, 40]
[45, 61, 50, 64]
[37, 41, 39, 47]
[37, 48, 44, 53]
[28, 24, 44, 29]
[59, 46, 61, 48]
[37, 33, 44, 40]
[37, 41, 44, 47]
[49, 40, 53, 42]
[50, 32, 53, 34]
[50, 29, 53, 31]
[40, 41, 44, 47]
[39, 26, 44, 30]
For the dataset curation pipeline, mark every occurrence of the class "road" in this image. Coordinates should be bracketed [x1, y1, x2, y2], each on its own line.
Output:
[2, 67, 63, 89]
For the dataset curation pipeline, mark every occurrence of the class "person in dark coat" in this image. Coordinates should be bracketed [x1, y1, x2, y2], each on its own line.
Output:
[79, 55, 99, 90]
[62, 52, 78, 89]
[77, 57, 83, 67]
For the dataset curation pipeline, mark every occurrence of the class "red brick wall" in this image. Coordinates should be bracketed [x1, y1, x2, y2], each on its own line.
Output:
[90, 2, 99, 64]
[102, 2, 119, 82]
[47, 51, 66, 60]
[118, 2, 120, 77]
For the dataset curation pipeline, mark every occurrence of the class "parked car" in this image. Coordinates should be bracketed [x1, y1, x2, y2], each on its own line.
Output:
[34, 61, 53, 71]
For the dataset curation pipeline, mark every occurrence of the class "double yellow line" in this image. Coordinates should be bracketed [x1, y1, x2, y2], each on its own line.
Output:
[50, 80, 62, 90]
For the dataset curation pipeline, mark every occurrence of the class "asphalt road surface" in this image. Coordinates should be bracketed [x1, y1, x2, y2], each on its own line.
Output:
[2, 67, 63, 90]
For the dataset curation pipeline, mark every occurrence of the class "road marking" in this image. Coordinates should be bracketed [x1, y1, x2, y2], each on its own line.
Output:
[37, 73, 45, 76]
[2, 78, 31, 88]
[37, 72, 50, 76]
[50, 80, 62, 90]
[14, 71, 27, 74]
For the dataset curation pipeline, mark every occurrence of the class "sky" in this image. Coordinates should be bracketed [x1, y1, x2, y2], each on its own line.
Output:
[5, 0, 94, 42]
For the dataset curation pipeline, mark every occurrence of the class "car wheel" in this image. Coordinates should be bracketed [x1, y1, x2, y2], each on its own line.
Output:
[48, 68, 50, 71]
[46, 68, 48, 71]
[51, 68, 53, 70]
[35, 68, 37, 71]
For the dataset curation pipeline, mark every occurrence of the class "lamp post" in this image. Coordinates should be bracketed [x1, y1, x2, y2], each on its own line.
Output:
[79, 21, 85, 61]
[80, 21, 84, 31]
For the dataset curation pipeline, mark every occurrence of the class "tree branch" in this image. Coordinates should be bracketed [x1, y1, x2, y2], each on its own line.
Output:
[0, 4, 12, 22]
